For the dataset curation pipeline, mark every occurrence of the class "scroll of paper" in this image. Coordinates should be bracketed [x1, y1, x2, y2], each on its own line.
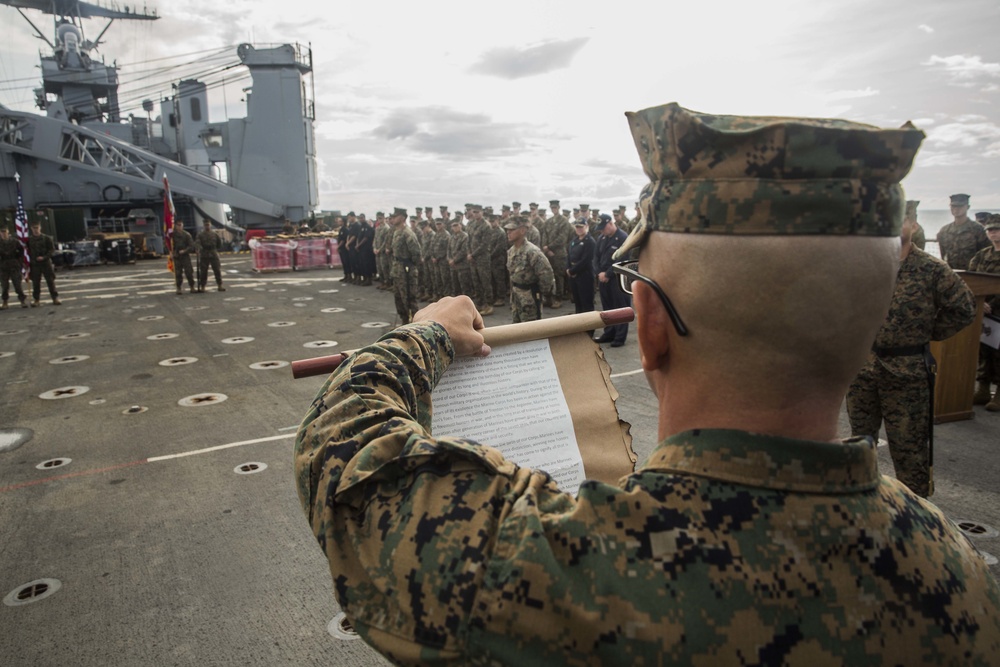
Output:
[292, 309, 638, 491]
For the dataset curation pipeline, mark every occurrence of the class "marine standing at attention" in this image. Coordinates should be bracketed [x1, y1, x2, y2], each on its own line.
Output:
[0, 226, 28, 309]
[170, 220, 196, 295]
[970, 214, 1000, 411]
[389, 207, 421, 324]
[504, 215, 553, 323]
[846, 203, 974, 497]
[195, 220, 225, 292]
[27, 222, 60, 306]
[294, 103, 1000, 665]
[937, 193, 989, 270]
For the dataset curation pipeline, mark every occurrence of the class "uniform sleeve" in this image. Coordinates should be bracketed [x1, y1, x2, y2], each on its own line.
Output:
[532, 249, 555, 295]
[932, 264, 976, 341]
[293, 323, 535, 663]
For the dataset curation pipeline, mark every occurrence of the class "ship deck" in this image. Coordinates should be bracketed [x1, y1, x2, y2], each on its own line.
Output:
[1, 256, 998, 666]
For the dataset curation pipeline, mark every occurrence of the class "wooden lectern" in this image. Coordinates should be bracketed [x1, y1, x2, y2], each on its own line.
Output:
[930, 271, 1000, 423]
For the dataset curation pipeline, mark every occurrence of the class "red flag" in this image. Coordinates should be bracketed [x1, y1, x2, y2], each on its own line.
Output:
[163, 175, 175, 273]
[13, 173, 31, 279]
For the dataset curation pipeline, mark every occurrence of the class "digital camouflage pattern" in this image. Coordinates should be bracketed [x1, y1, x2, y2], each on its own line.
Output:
[0, 234, 27, 304]
[615, 103, 924, 259]
[294, 323, 1000, 666]
[969, 241, 1000, 386]
[847, 247, 975, 497]
[506, 241, 553, 323]
[170, 227, 195, 290]
[939, 219, 990, 271]
[468, 216, 494, 308]
[27, 230, 59, 301]
[390, 224, 422, 324]
[446, 228, 472, 298]
[428, 225, 451, 300]
[195, 227, 222, 257]
[541, 212, 572, 299]
[489, 222, 508, 304]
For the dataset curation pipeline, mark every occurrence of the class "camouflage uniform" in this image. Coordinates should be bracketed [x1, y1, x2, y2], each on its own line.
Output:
[489, 222, 509, 305]
[0, 233, 27, 307]
[937, 219, 989, 270]
[541, 211, 572, 302]
[170, 227, 196, 293]
[846, 247, 975, 497]
[467, 215, 494, 310]
[295, 103, 1000, 665]
[390, 222, 421, 324]
[27, 230, 59, 304]
[507, 240, 554, 323]
[446, 227, 472, 298]
[418, 225, 434, 298]
[195, 226, 224, 291]
[969, 242, 1000, 397]
[295, 323, 1000, 665]
[428, 225, 451, 300]
[374, 222, 393, 288]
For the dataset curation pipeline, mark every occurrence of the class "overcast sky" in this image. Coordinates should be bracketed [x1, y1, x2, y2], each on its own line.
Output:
[1, 0, 998, 213]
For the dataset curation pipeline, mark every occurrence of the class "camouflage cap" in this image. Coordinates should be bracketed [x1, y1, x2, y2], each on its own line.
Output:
[529, 202, 539, 208]
[503, 216, 528, 230]
[393, 207, 407, 217]
[614, 102, 924, 260]
[580, 204, 589, 210]
[502, 204, 511, 211]
[549, 199, 560, 206]
[950, 193, 970, 206]
[975, 211, 989, 222]
[512, 201, 521, 207]
[905, 200, 919, 218]
[983, 214, 1000, 231]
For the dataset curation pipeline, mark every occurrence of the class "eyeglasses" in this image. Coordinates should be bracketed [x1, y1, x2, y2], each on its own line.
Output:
[611, 260, 689, 337]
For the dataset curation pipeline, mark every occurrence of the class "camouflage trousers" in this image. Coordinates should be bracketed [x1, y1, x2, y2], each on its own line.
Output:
[470, 255, 493, 308]
[198, 254, 222, 289]
[847, 363, 932, 497]
[430, 260, 449, 300]
[491, 254, 508, 302]
[547, 252, 567, 299]
[510, 284, 542, 323]
[172, 254, 194, 289]
[377, 253, 392, 286]
[450, 264, 473, 299]
[1, 267, 26, 302]
[30, 260, 58, 300]
[391, 263, 419, 324]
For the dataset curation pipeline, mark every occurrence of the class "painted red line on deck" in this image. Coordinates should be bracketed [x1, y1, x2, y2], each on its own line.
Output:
[0, 459, 149, 494]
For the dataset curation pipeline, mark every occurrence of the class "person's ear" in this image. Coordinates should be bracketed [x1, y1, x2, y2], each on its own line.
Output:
[634, 280, 670, 373]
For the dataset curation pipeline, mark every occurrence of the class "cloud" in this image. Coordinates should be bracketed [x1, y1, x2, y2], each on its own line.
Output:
[825, 87, 880, 101]
[917, 24, 934, 34]
[371, 107, 540, 157]
[924, 119, 1000, 158]
[469, 38, 589, 80]
[923, 54, 1000, 87]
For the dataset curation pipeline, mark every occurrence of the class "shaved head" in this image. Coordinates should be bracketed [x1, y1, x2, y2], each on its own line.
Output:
[638, 231, 899, 436]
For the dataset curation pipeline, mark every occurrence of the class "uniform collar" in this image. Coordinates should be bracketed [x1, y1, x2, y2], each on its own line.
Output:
[640, 429, 880, 494]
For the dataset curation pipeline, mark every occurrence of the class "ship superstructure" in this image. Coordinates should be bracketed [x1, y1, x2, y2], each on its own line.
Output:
[0, 0, 318, 248]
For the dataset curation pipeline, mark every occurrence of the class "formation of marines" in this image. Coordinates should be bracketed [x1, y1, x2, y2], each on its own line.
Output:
[326, 201, 640, 326]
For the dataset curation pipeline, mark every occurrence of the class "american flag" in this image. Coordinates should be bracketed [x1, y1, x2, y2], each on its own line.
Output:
[163, 175, 175, 273]
[13, 172, 31, 278]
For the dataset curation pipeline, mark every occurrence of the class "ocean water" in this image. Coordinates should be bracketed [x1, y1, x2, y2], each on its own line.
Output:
[917, 209, 996, 259]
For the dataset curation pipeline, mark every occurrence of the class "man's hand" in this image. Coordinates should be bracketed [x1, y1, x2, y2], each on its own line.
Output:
[413, 296, 490, 358]
[598, 272, 608, 283]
